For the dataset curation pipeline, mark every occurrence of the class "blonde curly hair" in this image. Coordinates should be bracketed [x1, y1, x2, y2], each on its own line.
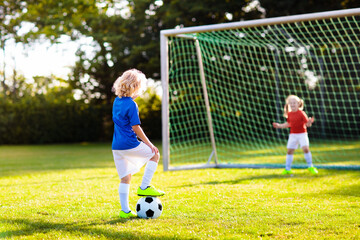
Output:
[112, 69, 146, 98]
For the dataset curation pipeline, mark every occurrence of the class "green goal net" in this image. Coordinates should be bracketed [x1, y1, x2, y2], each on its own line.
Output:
[161, 9, 360, 170]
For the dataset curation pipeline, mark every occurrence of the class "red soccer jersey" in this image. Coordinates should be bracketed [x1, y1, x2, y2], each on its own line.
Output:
[287, 110, 309, 134]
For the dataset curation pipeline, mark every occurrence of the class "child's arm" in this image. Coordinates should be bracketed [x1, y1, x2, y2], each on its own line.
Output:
[306, 117, 314, 127]
[132, 125, 159, 153]
[272, 122, 290, 129]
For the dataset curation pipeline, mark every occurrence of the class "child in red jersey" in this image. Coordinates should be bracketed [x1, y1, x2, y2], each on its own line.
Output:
[272, 95, 318, 175]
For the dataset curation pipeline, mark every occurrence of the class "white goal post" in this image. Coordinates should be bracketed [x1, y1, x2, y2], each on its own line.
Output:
[161, 8, 360, 171]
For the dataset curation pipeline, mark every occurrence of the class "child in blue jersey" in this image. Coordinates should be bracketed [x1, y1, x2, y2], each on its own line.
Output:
[112, 69, 165, 219]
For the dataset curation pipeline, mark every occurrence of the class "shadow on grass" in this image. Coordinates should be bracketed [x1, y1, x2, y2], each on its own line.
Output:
[172, 169, 353, 188]
[320, 183, 360, 197]
[0, 217, 177, 240]
[171, 174, 288, 187]
[0, 175, 118, 187]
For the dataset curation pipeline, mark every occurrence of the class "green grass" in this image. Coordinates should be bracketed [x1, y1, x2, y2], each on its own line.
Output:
[170, 140, 360, 167]
[1, 142, 359, 239]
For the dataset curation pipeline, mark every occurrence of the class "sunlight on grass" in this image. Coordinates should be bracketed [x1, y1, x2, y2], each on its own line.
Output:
[169, 140, 360, 167]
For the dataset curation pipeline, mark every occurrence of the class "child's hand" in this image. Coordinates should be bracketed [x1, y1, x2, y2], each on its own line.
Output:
[272, 122, 279, 128]
[147, 142, 159, 154]
[306, 117, 314, 127]
[308, 117, 314, 125]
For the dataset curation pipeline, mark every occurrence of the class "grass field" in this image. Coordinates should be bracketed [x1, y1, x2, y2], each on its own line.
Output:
[169, 140, 360, 167]
[0, 142, 359, 239]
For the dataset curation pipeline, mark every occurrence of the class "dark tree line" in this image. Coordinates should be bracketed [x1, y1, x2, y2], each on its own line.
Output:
[0, 0, 359, 143]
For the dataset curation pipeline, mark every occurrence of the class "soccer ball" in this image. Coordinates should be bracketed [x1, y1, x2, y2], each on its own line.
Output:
[136, 197, 163, 219]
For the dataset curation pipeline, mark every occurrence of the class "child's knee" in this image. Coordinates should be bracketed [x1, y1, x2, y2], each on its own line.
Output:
[287, 149, 295, 155]
[121, 174, 131, 184]
[150, 152, 160, 163]
[302, 146, 310, 153]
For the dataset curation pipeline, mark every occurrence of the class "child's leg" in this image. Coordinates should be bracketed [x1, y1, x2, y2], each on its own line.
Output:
[119, 174, 131, 213]
[285, 149, 295, 170]
[302, 146, 313, 167]
[303, 146, 318, 174]
[140, 152, 160, 190]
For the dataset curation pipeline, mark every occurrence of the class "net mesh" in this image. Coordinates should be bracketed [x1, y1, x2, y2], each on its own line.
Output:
[166, 15, 360, 169]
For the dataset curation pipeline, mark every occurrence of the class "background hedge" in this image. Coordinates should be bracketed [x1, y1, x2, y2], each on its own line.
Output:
[0, 92, 161, 144]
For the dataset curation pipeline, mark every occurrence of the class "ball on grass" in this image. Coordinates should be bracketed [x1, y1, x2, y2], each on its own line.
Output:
[136, 196, 163, 219]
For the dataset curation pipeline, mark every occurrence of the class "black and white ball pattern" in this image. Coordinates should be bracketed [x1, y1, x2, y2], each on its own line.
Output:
[136, 197, 163, 219]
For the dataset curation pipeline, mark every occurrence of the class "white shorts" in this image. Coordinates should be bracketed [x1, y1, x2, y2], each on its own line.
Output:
[112, 142, 155, 179]
[287, 133, 310, 149]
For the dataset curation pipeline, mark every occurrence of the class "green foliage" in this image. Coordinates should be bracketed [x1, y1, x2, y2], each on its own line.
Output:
[0, 143, 359, 239]
[0, 73, 112, 144]
[261, 0, 360, 17]
[8, 1, 257, 103]
[1, 0, 360, 145]
[0, 78, 161, 144]
[2, 0, 360, 105]
[0, 98, 106, 144]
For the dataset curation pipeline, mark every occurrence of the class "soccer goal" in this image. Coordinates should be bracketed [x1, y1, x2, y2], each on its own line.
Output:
[160, 8, 360, 171]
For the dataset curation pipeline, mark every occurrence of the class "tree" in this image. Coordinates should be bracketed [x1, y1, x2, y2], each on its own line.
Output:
[260, 0, 360, 17]
[4, 0, 360, 104]
[13, 0, 250, 104]
[0, 0, 26, 96]
[68, 0, 360, 103]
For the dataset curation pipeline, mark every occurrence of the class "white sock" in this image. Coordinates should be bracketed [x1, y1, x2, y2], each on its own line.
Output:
[140, 161, 158, 190]
[304, 152, 313, 167]
[118, 183, 130, 213]
[285, 154, 293, 171]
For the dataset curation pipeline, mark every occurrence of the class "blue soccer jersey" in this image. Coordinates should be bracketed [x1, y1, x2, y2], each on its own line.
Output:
[112, 97, 141, 150]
